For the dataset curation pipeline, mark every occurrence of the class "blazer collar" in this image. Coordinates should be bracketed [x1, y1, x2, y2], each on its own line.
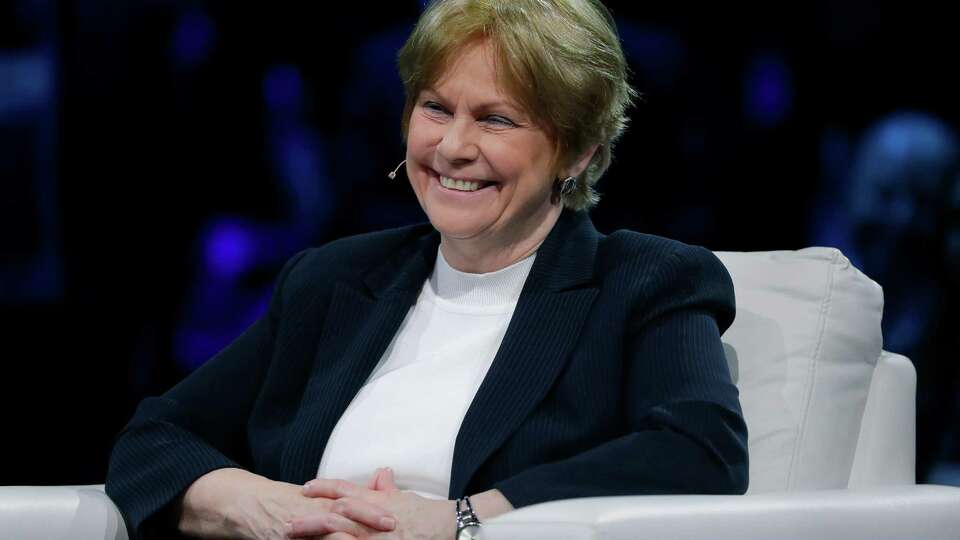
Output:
[524, 209, 598, 292]
[362, 209, 598, 298]
[285, 209, 601, 490]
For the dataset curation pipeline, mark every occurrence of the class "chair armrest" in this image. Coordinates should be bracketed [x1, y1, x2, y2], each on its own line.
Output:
[849, 350, 916, 487]
[0, 484, 128, 540]
[483, 485, 960, 540]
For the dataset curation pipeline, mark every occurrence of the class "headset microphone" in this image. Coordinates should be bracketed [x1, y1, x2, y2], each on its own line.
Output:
[387, 160, 407, 179]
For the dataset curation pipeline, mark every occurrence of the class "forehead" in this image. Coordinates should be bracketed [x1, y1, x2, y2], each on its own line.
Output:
[429, 40, 520, 106]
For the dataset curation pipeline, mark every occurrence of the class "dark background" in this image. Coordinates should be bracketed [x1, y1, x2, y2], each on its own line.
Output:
[2, 0, 958, 486]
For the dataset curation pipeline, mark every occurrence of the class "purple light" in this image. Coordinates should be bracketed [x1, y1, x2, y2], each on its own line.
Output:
[744, 52, 794, 128]
[175, 329, 232, 371]
[204, 220, 255, 279]
[246, 290, 272, 325]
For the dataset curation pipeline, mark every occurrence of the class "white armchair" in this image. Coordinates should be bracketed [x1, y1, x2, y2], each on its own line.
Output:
[3, 247, 958, 539]
[483, 247, 960, 539]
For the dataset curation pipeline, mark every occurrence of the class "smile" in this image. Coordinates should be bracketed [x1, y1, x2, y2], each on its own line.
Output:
[431, 169, 496, 193]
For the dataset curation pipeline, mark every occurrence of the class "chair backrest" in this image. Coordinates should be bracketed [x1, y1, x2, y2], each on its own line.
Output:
[715, 247, 884, 493]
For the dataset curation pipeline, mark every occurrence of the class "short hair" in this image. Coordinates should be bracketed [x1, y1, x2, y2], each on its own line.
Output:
[397, 0, 637, 211]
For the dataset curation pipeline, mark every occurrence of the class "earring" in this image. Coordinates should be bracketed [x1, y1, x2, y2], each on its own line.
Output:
[557, 175, 577, 196]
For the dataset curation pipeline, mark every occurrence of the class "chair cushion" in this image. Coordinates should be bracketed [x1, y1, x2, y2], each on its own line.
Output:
[714, 247, 883, 492]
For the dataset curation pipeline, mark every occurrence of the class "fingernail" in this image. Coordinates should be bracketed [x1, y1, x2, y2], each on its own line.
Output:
[381, 517, 396, 529]
[283, 521, 294, 535]
[302, 481, 312, 493]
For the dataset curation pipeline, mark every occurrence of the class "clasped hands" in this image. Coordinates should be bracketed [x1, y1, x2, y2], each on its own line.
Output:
[284, 467, 454, 540]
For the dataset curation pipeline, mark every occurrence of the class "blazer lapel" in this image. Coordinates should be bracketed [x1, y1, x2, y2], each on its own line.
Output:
[449, 210, 600, 498]
[280, 230, 440, 484]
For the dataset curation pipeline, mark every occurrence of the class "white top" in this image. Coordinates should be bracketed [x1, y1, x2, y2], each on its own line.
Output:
[316, 246, 536, 498]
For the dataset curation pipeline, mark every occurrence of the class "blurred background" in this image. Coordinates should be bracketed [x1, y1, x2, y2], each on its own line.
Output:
[2, 0, 959, 487]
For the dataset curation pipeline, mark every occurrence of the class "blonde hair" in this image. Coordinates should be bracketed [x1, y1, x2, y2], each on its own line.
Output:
[398, 0, 637, 211]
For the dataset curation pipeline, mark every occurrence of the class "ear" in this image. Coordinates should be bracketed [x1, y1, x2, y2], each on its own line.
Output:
[560, 144, 599, 179]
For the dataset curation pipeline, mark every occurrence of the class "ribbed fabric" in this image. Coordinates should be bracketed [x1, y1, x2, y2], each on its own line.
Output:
[432, 246, 536, 309]
[105, 210, 748, 540]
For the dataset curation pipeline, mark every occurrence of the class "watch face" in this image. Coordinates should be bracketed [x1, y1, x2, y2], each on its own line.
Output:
[457, 524, 481, 540]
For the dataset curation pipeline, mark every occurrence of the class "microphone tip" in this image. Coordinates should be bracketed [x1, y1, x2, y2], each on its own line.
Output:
[387, 159, 406, 180]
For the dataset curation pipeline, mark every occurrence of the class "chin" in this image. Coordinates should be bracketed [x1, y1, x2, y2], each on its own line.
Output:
[428, 213, 492, 240]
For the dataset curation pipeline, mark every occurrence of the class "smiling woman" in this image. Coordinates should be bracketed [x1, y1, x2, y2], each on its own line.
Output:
[405, 40, 570, 273]
[106, 2, 748, 540]
[398, 0, 636, 213]
[397, 0, 635, 273]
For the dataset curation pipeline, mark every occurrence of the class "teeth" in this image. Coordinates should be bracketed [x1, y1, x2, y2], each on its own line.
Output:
[440, 175, 482, 192]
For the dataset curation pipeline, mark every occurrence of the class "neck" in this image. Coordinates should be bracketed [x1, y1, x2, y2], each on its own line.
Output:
[439, 205, 562, 273]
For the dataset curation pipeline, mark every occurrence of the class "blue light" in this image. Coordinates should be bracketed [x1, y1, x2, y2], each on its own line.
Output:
[263, 64, 304, 112]
[0, 52, 52, 119]
[744, 51, 794, 128]
[176, 329, 236, 371]
[174, 276, 273, 371]
[616, 22, 686, 90]
[819, 127, 852, 185]
[170, 8, 216, 70]
[204, 220, 255, 279]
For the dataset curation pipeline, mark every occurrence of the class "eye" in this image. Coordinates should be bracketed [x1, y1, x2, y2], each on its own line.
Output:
[423, 101, 449, 115]
[483, 115, 516, 127]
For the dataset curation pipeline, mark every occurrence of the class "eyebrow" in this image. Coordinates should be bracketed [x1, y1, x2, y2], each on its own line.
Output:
[422, 88, 525, 117]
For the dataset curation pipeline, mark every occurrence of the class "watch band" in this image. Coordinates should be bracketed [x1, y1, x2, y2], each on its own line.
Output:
[455, 496, 482, 538]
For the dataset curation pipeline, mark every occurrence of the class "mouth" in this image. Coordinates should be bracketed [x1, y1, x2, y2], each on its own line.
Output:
[429, 168, 497, 193]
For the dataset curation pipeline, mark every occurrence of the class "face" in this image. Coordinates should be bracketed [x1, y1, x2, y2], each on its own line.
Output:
[404, 39, 562, 248]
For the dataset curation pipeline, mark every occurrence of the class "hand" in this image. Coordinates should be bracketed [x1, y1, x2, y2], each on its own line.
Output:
[299, 469, 456, 540]
[280, 493, 398, 539]
[176, 468, 397, 540]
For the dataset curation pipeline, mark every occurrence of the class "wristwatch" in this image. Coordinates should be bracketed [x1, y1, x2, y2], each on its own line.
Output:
[455, 496, 482, 540]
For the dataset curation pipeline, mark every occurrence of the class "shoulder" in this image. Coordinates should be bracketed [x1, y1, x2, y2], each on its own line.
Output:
[596, 228, 736, 332]
[599, 229, 733, 286]
[276, 222, 435, 296]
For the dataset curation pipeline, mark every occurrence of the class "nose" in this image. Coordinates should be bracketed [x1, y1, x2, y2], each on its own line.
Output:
[436, 117, 480, 165]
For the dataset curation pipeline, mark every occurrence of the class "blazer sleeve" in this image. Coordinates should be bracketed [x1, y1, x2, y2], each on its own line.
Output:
[105, 249, 309, 539]
[493, 244, 749, 507]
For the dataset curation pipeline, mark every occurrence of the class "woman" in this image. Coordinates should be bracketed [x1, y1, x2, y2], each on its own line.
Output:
[106, 1, 748, 539]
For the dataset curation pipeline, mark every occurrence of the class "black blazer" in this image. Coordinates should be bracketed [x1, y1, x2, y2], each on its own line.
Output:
[106, 209, 748, 539]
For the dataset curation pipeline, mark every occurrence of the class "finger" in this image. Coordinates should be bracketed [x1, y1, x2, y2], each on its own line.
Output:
[364, 533, 401, 540]
[320, 533, 358, 540]
[303, 478, 367, 499]
[285, 512, 365, 538]
[366, 468, 384, 490]
[374, 468, 399, 493]
[330, 497, 397, 531]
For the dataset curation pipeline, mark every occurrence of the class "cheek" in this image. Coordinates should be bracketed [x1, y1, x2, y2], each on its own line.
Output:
[495, 139, 556, 192]
[406, 114, 439, 155]
[405, 119, 436, 188]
